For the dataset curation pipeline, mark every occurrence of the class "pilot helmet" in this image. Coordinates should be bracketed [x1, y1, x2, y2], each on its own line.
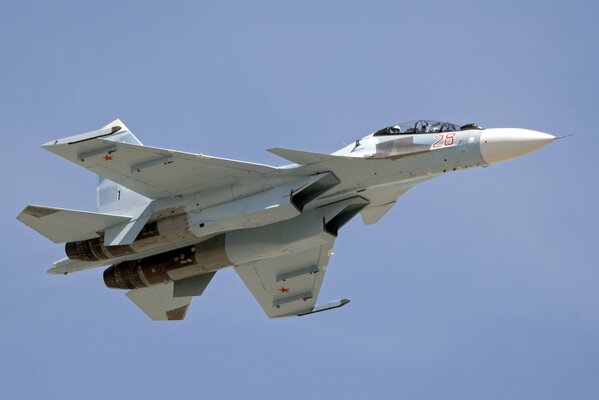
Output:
[389, 125, 401, 134]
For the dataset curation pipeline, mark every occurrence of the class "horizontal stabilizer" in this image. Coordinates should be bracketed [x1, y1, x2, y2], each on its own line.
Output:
[126, 282, 192, 321]
[268, 147, 336, 165]
[17, 205, 131, 243]
[173, 272, 216, 297]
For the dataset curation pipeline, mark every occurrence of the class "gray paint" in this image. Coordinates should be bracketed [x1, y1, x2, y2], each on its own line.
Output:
[19, 120, 552, 320]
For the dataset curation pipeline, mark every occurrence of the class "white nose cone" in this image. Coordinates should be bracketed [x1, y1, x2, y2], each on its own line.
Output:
[480, 128, 555, 164]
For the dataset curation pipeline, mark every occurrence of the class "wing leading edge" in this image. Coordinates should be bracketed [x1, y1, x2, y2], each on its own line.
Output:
[42, 120, 278, 199]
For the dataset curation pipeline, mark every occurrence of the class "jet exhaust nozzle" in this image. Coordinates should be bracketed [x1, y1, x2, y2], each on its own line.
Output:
[103, 236, 230, 290]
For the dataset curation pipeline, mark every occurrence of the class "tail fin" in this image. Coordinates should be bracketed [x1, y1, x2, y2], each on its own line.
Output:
[96, 119, 150, 213]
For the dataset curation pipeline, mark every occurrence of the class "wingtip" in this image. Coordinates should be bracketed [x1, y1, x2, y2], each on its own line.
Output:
[41, 139, 60, 149]
[101, 118, 128, 132]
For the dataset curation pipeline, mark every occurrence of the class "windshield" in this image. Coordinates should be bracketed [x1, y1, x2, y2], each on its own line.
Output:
[372, 120, 480, 136]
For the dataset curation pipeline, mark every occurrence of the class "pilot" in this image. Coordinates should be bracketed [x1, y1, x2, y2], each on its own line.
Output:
[388, 125, 401, 134]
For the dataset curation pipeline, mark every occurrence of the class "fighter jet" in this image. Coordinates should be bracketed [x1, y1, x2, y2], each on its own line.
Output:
[17, 119, 555, 320]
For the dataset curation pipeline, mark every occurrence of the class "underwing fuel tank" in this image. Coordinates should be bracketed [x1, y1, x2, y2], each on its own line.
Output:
[68, 174, 339, 262]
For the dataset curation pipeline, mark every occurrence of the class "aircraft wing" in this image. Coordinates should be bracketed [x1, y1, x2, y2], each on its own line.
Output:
[234, 239, 336, 318]
[42, 125, 277, 199]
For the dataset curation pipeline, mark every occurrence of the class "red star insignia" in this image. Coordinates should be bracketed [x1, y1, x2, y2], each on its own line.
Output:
[278, 287, 290, 293]
[102, 154, 113, 161]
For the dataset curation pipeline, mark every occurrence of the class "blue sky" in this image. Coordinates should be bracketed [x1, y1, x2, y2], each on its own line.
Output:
[1, 1, 597, 399]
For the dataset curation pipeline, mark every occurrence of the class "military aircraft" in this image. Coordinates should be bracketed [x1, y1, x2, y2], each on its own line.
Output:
[17, 119, 555, 320]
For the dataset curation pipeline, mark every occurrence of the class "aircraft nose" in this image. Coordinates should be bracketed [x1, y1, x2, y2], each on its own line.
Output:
[480, 128, 555, 164]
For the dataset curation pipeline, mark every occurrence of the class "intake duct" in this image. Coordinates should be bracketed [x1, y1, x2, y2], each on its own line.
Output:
[290, 173, 339, 211]
[324, 199, 368, 236]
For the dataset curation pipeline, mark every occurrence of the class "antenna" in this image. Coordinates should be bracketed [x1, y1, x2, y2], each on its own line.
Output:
[554, 134, 574, 140]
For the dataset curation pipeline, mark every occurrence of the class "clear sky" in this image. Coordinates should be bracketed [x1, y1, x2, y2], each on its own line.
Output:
[1, 1, 598, 399]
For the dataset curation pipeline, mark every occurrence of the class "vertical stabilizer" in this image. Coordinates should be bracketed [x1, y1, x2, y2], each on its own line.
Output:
[96, 119, 151, 213]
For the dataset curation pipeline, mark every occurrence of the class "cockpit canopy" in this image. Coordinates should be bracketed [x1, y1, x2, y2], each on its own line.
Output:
[372, 120, 482, 137]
